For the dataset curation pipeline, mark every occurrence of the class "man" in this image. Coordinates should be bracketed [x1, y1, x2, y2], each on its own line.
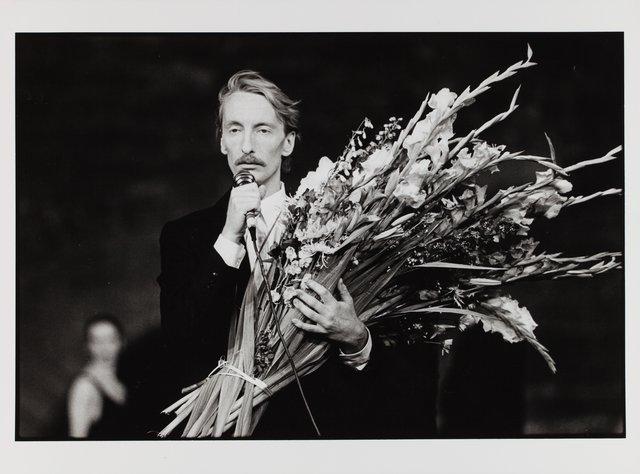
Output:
[158, 70, 438, 438]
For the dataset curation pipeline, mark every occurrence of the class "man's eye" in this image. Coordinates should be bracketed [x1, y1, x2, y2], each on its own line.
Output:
[228, 128, 240, 134]
[258, 128, 271, 134]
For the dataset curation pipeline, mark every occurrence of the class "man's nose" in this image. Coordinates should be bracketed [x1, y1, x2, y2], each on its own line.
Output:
[241, 130, 254, 155]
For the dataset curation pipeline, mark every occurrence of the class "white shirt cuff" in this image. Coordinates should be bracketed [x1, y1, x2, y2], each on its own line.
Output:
[338, 326, 372, 371]
[214, 234, 246, 269]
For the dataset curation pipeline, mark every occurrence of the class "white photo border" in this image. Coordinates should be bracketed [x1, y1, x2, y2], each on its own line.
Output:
[1, 1, 638, 473]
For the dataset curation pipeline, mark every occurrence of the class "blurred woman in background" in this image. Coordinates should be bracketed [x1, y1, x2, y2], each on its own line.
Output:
[67, 313, 129, 438]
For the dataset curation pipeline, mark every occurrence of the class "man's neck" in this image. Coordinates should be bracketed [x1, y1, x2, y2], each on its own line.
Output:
[261, 173, 282, 198]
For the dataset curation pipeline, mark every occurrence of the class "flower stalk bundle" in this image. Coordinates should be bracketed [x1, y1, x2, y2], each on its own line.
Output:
[160, 45, 622, 437]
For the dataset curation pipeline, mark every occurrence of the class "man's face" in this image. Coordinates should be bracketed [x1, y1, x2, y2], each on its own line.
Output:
[220, 91, 295, 188]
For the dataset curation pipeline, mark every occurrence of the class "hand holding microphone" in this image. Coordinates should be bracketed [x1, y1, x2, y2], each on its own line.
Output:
[221, 171, 266, 244]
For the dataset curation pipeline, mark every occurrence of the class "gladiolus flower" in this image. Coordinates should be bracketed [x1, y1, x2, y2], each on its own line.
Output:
[295, 156, 335, 196]
[285, 246, 297, 261]
[361, 147, 394, 178]
[393, 179, 426, 208]
[270, 290, 281, 303]
[428, 88, 458, 110]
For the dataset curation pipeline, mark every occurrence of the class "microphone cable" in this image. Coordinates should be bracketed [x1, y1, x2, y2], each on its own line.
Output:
[233, 171, 321, 437]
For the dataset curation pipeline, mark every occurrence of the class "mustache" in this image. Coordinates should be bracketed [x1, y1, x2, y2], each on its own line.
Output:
[235, 155, 266, 166]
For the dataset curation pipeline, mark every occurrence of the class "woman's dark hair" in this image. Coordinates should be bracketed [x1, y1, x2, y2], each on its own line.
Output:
[83, 313, 125, 342]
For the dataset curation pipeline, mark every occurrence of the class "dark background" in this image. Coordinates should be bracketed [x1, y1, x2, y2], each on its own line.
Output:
[16, 33, 624, 438]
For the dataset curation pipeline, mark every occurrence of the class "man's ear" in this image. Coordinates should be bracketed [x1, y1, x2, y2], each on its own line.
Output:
[281, 131, 296, 157]
[220, 138, 228, 156]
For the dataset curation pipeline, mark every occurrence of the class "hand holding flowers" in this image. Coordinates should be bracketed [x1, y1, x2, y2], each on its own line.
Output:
[291, 278, 369, 354]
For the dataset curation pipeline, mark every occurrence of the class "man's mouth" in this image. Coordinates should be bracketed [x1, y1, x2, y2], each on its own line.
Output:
[237, 161, 264, 168]
[236, 156, 265, 167]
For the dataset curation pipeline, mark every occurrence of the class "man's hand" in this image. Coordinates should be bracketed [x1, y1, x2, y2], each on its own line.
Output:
[291, 278, 368, 354]
[221, 183, 266, 243]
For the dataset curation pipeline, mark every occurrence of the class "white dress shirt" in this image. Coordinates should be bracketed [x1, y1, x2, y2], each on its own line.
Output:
[213, 183, 372, 370]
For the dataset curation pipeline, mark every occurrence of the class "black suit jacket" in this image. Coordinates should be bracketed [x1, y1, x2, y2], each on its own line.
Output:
[158, 190, 439, 438]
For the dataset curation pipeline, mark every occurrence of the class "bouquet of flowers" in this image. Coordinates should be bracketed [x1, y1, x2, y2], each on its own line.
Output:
[159, 46, 622, 438]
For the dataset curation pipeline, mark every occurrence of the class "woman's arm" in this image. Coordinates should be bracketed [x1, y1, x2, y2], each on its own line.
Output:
[84, 364, 127, 405]
[67, 376, 102, 438]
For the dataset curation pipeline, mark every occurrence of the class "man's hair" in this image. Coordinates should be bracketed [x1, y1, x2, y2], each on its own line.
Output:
[83, 312, 124, 342]
[216, 70, 301, 172]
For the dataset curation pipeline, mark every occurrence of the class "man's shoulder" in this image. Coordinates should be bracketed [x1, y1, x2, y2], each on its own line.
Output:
[161, 190, 231, 240]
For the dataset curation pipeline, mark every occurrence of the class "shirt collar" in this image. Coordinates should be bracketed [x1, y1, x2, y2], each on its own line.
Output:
[261, 182, 286, 212]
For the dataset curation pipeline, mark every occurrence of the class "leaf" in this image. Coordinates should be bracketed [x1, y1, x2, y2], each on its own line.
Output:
[509, 85, 521, 110]
[373, 225, 401, 241]
[468, 278, 503, 286]
[183, 375, 222, 436]
[391, 212, 415, 227]
[332, 222, 375, 252]
[363, 191, 388, 210]
[409, 262, 506, 271]
[384, 169, 401, 197]
[159, 408, 192, 438]
[562, 146, 622, 173]
[345, 205, 363, 233]
[544, 132, 556, 163]
[404, 305, 556, 373]
[478, 296, 556, 373]
[234, 380, 255, 436]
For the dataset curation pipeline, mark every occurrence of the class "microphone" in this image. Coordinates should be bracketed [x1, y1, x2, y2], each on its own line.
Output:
[232, 171, 258, 241]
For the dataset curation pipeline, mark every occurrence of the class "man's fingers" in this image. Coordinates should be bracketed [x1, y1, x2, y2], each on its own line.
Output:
[291, 318, 328, 334]
[231, 183, 259, 200]
[292, 299, 325, 324]
[294, 290, 325, 314]
[236, 182, 259, 192]
[306, 279, 335, 304]
[233, 196, 261, 215]
[337, 278, 353, 304]
[232, 184, 261, 206]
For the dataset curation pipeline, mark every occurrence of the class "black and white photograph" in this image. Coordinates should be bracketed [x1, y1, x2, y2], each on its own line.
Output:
[3, 1, 639, 473]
